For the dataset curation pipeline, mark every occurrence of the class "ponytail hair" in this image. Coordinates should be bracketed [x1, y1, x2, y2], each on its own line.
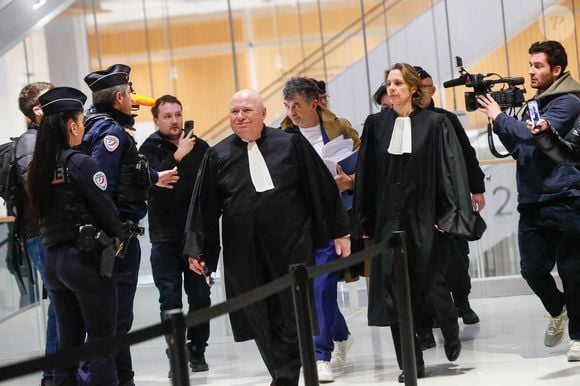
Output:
[27, 111, 80, 220]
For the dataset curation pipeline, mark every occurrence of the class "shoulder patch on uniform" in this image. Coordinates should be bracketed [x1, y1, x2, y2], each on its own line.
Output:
[93, 171, 107, 191]
[104, 135, 120, 152]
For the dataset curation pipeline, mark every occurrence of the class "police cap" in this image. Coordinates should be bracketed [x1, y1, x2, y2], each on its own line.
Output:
[39, 87, 87, 115]
[84, 64, 131, 92]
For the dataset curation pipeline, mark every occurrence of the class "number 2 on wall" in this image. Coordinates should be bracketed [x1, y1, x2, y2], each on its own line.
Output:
[493, 186, 513, 216]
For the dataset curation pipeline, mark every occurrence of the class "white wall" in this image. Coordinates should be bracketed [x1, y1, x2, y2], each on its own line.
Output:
[0, 30, 50, 142]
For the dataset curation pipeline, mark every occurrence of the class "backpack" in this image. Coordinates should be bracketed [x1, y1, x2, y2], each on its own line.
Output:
[0, 137, 23, 216]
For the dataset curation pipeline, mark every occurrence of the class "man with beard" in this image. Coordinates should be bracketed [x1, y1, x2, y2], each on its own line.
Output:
[478, 40, 580, 361]
[139, 95, 211, 375]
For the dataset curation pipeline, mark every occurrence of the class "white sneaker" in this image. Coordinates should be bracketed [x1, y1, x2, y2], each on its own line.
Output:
[544, 306, 568, 347]
[317, 360, 334, 382]
[330, 334, 354, 368]
[568, 340, 580, 362]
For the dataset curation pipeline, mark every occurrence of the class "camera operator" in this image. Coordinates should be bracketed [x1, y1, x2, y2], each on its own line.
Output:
[477, 40, 580, 362]
[414, 66, 485, 351]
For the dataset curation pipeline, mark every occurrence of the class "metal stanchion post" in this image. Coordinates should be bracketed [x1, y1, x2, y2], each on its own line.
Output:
[289, 263, 318, 386]
[163, 309, 190, 386]
[392, 231, 417, 386]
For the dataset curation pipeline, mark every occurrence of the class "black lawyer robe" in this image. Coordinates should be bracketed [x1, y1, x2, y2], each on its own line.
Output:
[184, 126, 350, 342]
[353, 108, 474, 326]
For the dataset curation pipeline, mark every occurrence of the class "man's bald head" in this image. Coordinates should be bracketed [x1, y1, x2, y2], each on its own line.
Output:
[230, 89, 264, 108]
[229, 89, 267, 141]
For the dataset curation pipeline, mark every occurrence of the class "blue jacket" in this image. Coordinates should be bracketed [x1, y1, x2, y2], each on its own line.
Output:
[82, 104, 158, 221]
[493, 72, 580, 203]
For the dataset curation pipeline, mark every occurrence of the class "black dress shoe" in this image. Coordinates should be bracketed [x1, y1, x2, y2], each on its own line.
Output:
[398, 366, 426, 383]
[189, 353, 209, 372]
[187, 343, 209, 372]
[444, 338, 461, 361]
[461, 308, 480, 325]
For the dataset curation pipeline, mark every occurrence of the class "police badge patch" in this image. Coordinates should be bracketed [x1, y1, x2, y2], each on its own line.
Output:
[93, 171, 108, 191]
[104, 135, 120, 152]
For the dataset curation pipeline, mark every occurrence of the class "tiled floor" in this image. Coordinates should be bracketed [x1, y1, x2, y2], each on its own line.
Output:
[1, 295, 580, 385]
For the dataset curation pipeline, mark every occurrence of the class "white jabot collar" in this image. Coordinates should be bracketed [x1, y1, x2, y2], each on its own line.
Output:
[245, 140, 275, 192]
[387, 116, 412, 155]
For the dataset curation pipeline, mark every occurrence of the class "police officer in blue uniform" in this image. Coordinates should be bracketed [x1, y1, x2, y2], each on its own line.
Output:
[27, 87, 124, 385]
[82, 64, 178, 385]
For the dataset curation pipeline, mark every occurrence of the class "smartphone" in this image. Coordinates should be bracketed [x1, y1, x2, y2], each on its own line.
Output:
[527, 100, 541, 127]
[183, 120, 194, 136]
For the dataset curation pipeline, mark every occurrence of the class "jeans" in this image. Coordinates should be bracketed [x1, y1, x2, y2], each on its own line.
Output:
[150, 241, 210, 348]
[26, 235, 58, 379]
[518, 199, 580, 339]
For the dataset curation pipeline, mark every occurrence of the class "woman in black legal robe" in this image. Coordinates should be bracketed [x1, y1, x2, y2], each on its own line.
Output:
[354, 63, 475, 382]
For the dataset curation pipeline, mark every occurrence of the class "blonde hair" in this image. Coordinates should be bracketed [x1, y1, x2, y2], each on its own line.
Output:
[384, 63, 423, 107]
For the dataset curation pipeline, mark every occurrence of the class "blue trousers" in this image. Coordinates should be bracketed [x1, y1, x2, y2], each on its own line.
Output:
[313, 241, 349, 361]
[518, 199, 580, 339]
[150, 241, 210, 348]
[113, 237, 141, 383]
[26, 235, 58, 379]
[45, 243, 117, 386]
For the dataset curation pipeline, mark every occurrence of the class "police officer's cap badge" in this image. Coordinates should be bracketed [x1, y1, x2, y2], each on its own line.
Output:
[104, 135, 120, 152]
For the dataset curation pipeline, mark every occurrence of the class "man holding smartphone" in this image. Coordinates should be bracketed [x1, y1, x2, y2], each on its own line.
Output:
[139, 94, 211, 374]
[477, 40, 580, 361]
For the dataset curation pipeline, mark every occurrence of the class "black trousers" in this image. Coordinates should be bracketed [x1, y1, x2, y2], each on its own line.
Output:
[414, 233, 459, 340]
[252, 291, 301, 386]
[518, 200, 580, 340]
[390, 323, 424, 370]
[445, 238, 473, 307]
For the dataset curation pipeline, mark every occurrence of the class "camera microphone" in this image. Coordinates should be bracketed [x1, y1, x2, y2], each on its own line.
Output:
[485, 77, 526, 87]
[443, 76, 467, 88]
[506, 76, 525, 85]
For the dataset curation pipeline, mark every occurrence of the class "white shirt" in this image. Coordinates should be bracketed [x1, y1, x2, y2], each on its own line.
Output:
[299, 124, 324, 158]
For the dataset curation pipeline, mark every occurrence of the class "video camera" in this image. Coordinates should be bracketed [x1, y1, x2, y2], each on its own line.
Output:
[443, 56, 526, 111]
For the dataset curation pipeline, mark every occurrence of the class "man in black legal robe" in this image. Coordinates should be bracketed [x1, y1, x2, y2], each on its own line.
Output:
[184, 89, 351, 386]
